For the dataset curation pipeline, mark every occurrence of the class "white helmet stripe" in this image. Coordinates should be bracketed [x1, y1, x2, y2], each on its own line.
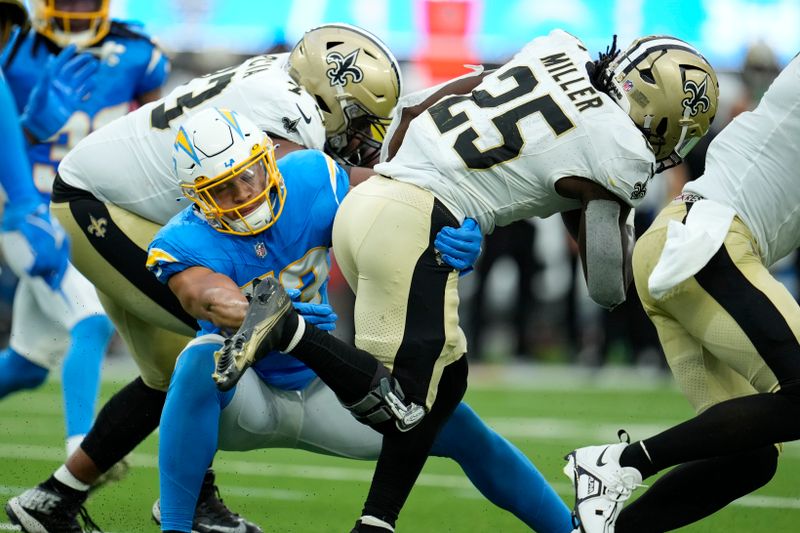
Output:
[616, 37, 704, 76]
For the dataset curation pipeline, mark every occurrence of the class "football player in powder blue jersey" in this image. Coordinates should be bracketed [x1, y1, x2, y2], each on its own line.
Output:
[146, 108, 572, 533]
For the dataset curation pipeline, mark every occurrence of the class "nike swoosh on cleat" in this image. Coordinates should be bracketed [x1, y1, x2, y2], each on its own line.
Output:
[296, 104, 312, 124]
[197, 523, 248, 533]
[596, 446, 610, 467]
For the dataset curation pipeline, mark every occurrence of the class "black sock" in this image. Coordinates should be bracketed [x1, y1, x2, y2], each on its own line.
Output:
[620, 441, 657, 479]
[624, 391, 800, 476]
[361, 357, 468, 524]
[81, 377, 167, 472]
[43, 475, 88, 502]
[616, 445, 778, 533]
[286, 319, 383, 404]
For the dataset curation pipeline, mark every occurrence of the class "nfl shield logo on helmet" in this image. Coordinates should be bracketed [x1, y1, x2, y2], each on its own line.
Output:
[623, 80, 634, 92]
[255, 242, 267, 258]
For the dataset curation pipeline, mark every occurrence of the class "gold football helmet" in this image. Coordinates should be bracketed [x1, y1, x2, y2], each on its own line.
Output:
[1, 0, 28, 47]
[173, 108, 286, 236]
[287, 23, 401, 167]
[606, 35, 719, 172]
[30, 0, 110, 48]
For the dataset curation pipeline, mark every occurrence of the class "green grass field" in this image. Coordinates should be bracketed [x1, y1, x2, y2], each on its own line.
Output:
[1, 366, 799, 532]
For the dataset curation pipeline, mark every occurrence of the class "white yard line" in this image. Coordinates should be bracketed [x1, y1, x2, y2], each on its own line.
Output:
[1, 437, 798, 511]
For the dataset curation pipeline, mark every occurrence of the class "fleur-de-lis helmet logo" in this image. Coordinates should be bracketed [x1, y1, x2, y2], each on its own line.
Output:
[682, 77, 711, 117]
[326, 49, 364, 87]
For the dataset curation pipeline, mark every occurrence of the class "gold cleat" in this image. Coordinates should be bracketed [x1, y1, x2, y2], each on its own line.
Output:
[213, 277, 295, 391]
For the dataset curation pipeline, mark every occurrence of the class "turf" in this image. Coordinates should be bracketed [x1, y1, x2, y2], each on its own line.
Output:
[1, 367, 798, 532]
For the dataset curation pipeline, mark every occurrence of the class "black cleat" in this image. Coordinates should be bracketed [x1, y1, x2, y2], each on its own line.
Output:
[5, 482, 101, 532]
[151, 469, 263, 533]
[213, 277, 296, 392]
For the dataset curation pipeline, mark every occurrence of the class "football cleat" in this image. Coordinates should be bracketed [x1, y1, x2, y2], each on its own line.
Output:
[563, 440, 643, 533]
[5, 482, 101, 533]
[151, 469, 263, 533]
[213, 277, 295, 391]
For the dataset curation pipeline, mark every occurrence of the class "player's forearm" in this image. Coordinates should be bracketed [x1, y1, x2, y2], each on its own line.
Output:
[169, 269, 249, 329]
[190, 286, 249, 330]
[386, 69, 491, 160]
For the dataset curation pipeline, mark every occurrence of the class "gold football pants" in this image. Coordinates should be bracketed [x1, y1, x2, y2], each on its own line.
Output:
[52, 197, 193, 391]
[633, 201, 799, 414]
[332, 175, 467, 409]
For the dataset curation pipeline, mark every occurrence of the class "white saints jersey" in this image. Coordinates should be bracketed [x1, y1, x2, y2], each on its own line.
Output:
[376, 30, 655, 233]
[684, 55, 800, 268]
[58, 53, 326, 224]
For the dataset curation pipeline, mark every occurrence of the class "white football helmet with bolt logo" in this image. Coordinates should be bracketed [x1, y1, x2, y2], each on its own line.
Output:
[287, 23, 401, 167]
[603, 35, 719, 172]
[172, 107, 286, 236]
[30, 0, 110, 48]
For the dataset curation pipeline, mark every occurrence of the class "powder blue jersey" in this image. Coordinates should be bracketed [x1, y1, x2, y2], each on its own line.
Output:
[1, 22, 169, 196]
[147, 150, 349, 390]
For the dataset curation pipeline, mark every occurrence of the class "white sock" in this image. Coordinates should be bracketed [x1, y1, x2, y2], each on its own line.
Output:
[54, 464, 91, 492]
[66, 434, 84, 458]
[359, 515, 394, 531]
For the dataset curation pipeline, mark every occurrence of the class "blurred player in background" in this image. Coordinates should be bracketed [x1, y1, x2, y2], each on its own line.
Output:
[213, 30, 718, 532]
[566, 54, 800, 533]
[0, 68, 69, 355]
[0, 0, 168, 460]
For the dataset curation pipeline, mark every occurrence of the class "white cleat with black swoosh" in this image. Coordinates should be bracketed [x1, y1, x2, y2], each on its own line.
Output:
[563, 441, 643, 533]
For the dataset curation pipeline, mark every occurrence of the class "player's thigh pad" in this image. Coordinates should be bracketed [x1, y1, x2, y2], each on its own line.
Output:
[332, 175, 466, 409]
[51, 200, 195, 337]
[634, 202, 782, 410]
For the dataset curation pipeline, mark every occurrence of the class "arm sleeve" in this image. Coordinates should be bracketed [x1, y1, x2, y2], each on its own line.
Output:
[584, 199, 626, 309]
[0, 71, 39, 204]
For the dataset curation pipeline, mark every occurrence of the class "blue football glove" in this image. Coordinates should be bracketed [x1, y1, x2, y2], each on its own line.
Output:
[434, 217, 482, 276]
[285, 288, 338, 331]
[1, 200, 70, 289]
[20, 44, 100, 142]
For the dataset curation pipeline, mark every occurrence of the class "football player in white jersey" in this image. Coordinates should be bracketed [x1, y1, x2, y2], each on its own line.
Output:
[212, 30, 719, 532]
[6, 23, 474, 533]
[565, 54, 800, 533]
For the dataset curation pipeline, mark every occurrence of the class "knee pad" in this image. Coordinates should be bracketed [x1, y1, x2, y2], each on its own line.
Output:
[341, 371, 426, 432]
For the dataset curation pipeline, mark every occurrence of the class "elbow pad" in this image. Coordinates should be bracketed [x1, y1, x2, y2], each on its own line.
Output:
[585, 199, 626, 309]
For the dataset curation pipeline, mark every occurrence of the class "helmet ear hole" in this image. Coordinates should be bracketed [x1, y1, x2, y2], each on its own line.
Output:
[655, 117, 668, 136]
[639, 68, 656, 84]
[315, 95, 332, 114]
